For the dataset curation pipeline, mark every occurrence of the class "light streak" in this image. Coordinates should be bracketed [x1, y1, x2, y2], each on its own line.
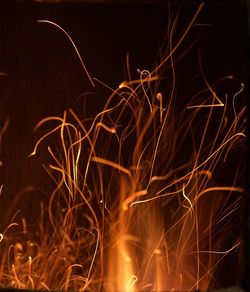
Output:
[191, 240, 240, 255]
[91, 156, 131, 177]
[182, 185, 194, 215]
[96, 122, 116, 134]
[127, 275, 138, 290]
[37, 20, 95, 87]
[156, 93, 163, 123]
[137, 69, 153, 113]
[122, 190, 147, 211]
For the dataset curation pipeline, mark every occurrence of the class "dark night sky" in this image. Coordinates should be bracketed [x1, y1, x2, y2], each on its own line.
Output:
[0, 0, 247, 288]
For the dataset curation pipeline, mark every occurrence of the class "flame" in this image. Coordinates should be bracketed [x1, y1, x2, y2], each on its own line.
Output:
[0, 3, 246, 291]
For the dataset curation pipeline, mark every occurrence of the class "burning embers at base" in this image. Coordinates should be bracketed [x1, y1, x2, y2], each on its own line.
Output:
[0, 3, 246, 291]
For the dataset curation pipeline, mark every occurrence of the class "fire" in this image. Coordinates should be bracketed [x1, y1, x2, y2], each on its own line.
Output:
[0, 3, 246, 291]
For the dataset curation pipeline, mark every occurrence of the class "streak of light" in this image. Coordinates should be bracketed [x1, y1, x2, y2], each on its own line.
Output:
[37, 20, 95, 87]
[127, 275, 138, 290]
[91, 156, 131, 177]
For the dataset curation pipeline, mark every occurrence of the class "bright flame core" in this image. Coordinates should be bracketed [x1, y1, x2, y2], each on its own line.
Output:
[0, 4, 246, 292]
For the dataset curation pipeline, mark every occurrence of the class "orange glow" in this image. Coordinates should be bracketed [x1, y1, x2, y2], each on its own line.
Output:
[0, 3, 246, 291]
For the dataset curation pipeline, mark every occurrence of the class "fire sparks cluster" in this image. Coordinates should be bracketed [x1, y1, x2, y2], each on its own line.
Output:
[0, 3, 246, 291]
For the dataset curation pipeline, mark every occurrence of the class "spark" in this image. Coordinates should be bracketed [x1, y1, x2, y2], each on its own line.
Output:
[151, 2, 205, 75]
[122, 189, 147, 211]
[154, 249, 161, 255]
[127, 275, 138, 290]
[137, 69, 153, 112]
[150, 132, 245, 188]
[80, 228, 100, 292]
[128, 188, 181, 207]
[187, 93, 224, 109]
[193, 240, 240, 255]
[37, 20, 95, 87]
[182, 184, 194, 215]
[12, 264, 23, 289]
[91, 156, 131, 177]
[156, 92, 163, 123]
[119, 74, 159, 89]
[193, 186, 244, 204]
[232, 83, 245, 134]
[96, 122, 116, 134]
[40, 282, 51, 291]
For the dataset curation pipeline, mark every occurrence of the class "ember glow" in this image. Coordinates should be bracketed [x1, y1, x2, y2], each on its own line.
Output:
[0, 3, 246, 291]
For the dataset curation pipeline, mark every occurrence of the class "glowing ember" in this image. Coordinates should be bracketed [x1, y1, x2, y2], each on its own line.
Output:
[0, 3, 246, 291]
